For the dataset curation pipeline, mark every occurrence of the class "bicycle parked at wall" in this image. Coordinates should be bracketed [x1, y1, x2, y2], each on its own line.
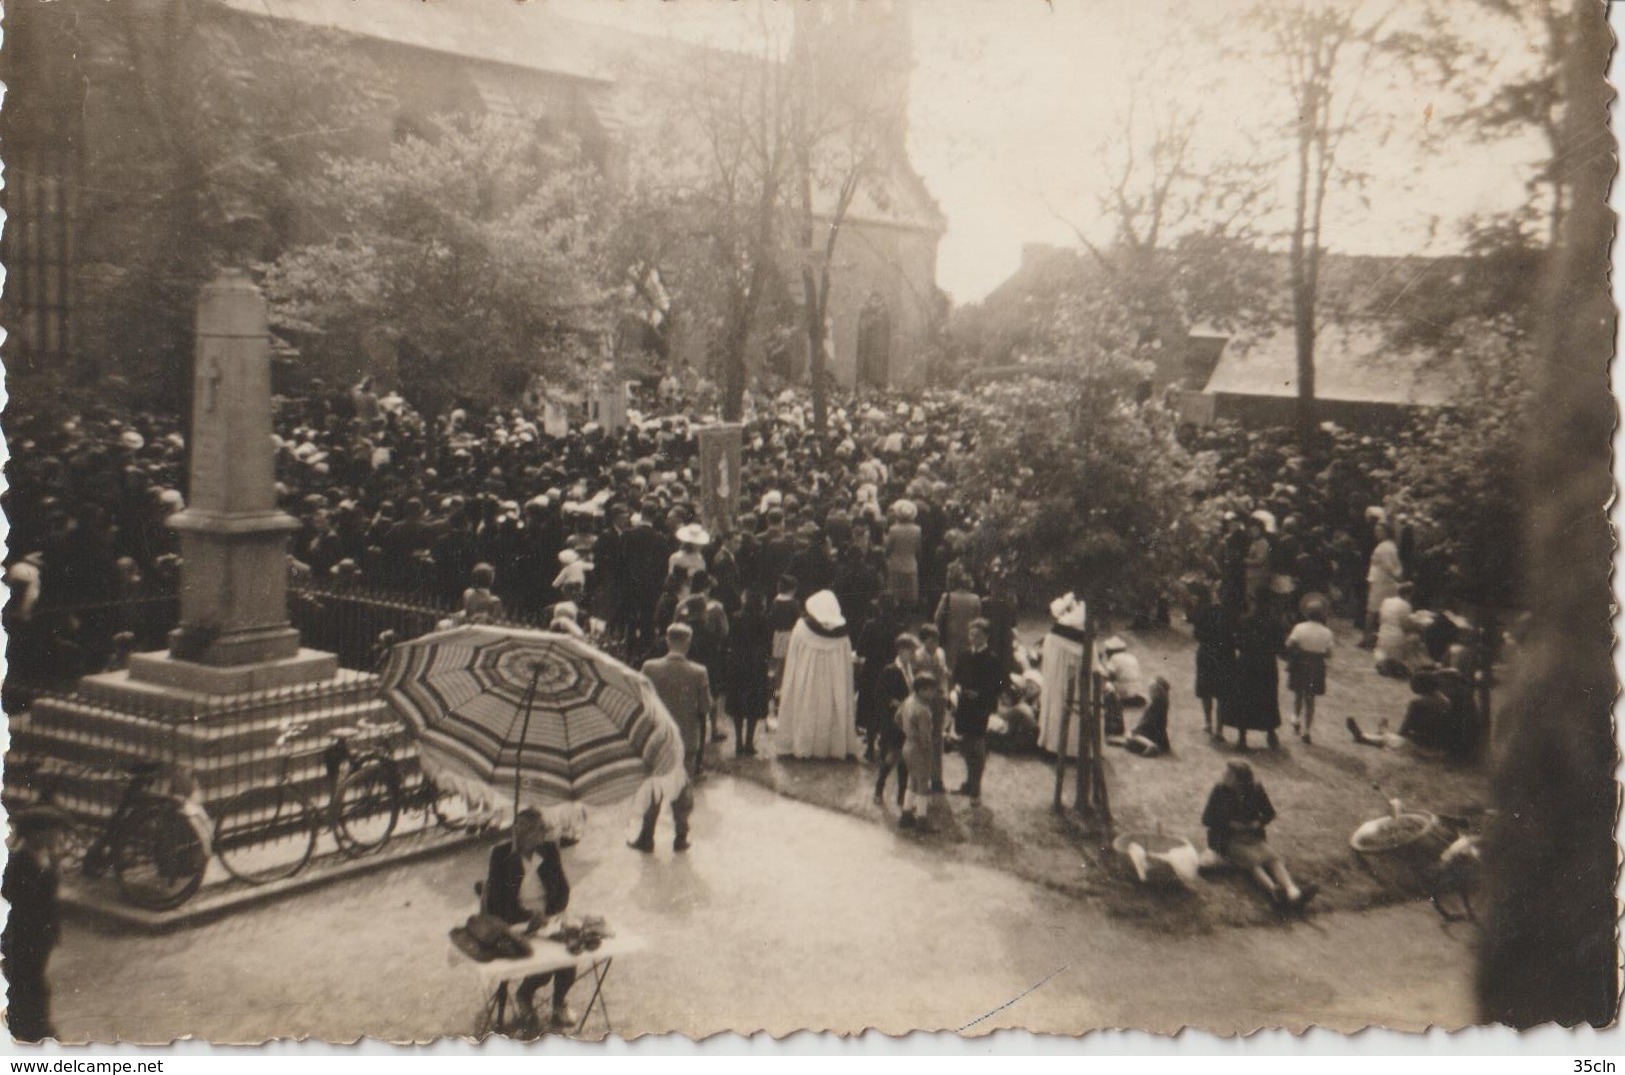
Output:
[8, 758, 211, 911]
[211, 718, 474, 885]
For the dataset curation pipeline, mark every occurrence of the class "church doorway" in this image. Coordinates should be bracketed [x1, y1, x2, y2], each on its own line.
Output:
[856, 292, 892, 388]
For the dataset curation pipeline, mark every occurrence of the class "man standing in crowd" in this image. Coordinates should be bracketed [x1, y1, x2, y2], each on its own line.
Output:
[677, 571, 730, 748]
[596, 505, 632, 643]
[3, 806, 69, 1042]
[633, 623, 708, 851]
[622, 508, 669, 659]
[951, 619, 1003, 806]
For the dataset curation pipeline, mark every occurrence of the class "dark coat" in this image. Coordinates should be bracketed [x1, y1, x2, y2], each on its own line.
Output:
[1191, 604, 1237, 702]
[1200, 782, 1277, 854]
[952, 646, 1005, 738]
[724, 599, 773, 722]
[1131, 695, 1171, 754]
[1224, 611, 1281, 731]
[484, 842, 569, 927]
[874, 662, 912, 750]
[2, 847, 60, 963]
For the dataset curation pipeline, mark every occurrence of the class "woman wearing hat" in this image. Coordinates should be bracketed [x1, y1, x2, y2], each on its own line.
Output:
[775, 590, 860, 760]
[883, 501, 922, 613]
[1038, 593, 1089, 758]
[668, 524, 710, 582]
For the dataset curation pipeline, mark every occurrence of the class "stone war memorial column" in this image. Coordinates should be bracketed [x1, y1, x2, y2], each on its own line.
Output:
[13, 272, 389, 841]
[125, 270, 339, 694]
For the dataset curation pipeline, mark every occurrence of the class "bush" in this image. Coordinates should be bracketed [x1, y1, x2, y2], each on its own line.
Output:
[957, 361, 1216, 618]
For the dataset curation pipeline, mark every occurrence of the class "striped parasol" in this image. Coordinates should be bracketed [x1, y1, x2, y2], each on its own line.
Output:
[378, 625, 687, 821]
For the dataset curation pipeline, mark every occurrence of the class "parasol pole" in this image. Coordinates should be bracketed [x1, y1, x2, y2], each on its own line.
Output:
[512, 664, 544, 813]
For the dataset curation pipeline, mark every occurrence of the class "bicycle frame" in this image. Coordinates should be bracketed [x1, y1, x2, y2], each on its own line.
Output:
[81, 766, 163, 878]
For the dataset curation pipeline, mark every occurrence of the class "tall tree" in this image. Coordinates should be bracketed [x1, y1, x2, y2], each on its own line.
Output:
[1424, 0, 1575, 247]
[1245, 0, 1429, 443]
[44, 1, 375, 404]
[1475, 0, 1615, 1028]
[1066, 68, 1278, 369]
[647, 9, 796, 422]
[785, 9, 899, 442]
[265, 116, 613, 414]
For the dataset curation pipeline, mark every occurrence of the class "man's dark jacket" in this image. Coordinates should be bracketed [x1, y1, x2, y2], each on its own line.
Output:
[953, 646, 1005, 738]
[485, 842, 570, 926]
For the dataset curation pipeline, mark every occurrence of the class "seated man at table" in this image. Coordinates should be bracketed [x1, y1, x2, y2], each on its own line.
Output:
[484, 808, 576, 1032]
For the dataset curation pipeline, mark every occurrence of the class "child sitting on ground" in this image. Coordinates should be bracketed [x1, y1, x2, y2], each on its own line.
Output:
[1347, 670, 1454, 751]
[986, 684, 1039, 754]
[1108, 675, 1172, 756]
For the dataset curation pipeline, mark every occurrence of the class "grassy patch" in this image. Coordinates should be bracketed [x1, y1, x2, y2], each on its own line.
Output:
[708, 619, 1490, 934]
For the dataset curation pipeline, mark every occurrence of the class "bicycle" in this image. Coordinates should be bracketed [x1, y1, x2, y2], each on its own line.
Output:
[211, 718, 474, 884]
[11, 758, 210, 911]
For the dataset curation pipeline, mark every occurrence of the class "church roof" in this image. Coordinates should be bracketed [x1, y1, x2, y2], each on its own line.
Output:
[1202, 324, 1460, 407]
[218, 0, 945, 236]
[217, 0, 615, 82]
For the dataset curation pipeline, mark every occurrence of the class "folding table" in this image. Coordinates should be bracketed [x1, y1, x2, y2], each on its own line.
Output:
[455, 932, 643, 1038]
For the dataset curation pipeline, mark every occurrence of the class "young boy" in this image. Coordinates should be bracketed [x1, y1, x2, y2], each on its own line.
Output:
[897, 672, 939, 832]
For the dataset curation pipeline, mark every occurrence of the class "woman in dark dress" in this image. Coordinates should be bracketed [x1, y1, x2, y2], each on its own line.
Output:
[724, 588, 773, 756]
[1189, 583, 1235, 738]
[855, 592, 902, 760]
[1223, 592, 1283, 750]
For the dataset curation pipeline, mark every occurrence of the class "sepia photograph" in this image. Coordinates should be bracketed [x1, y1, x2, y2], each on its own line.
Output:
[0, 0, 1615, 1048]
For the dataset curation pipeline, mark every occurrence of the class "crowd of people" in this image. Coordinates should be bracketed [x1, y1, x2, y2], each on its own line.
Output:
[2, 379, 1497, 921]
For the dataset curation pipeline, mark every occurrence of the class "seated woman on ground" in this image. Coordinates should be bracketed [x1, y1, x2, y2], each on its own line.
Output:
[1108, 675, 1171, 757]
[1374, 583, 1422, 678]
[1346, 669, 1455, 751]
[1099, 636, 1147, 738]
[986, 683, 1039, 754]
[1200, 761, 1319, 912]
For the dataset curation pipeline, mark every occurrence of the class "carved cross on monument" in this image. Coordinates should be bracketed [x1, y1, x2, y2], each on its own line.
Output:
[127, 270, 337, 695]
[202, 356, 224, 413]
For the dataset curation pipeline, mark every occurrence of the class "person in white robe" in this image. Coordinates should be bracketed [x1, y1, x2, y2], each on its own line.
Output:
[775, 590, 860, 760]
[1038, 593, 1090, 757]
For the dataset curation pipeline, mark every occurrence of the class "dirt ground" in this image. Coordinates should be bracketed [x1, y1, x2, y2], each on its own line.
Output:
[38, 616, 1489, 1043]
[47, 778, 1479, 1043]
[712, 618, 1491, 931]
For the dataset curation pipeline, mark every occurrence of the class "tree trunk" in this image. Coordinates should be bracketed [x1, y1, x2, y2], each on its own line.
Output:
[1475, 0, 1616, 1028]
[720, 293, 752, 422]
[803, 265, 830, 448]
[1290, 81, 1319, 446]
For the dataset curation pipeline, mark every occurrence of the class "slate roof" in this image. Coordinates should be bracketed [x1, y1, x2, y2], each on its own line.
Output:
[1201, 323, 1460, 406]
[219, 0, 615, 82]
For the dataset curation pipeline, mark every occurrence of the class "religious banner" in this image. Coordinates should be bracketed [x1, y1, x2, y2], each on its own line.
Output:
[592, 381, 630, 431]
[542, 399, 570, 438]
[697, 422, 742, 535]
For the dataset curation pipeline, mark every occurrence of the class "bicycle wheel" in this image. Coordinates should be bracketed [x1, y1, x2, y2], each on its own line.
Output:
[213, 787, 316, 885]
[112, 804, 207, 910]
[332, 763, 399, 856]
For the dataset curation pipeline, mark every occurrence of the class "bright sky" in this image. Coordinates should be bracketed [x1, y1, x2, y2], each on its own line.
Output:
[564, 0, 1547, 304]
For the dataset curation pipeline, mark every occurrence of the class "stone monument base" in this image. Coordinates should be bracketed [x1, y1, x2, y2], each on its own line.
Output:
[8, 652, 399, 821]
[128, 646, 338, 697]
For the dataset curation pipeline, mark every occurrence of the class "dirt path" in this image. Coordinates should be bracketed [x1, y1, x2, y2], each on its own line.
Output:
[49, 777, 1478, 1043]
